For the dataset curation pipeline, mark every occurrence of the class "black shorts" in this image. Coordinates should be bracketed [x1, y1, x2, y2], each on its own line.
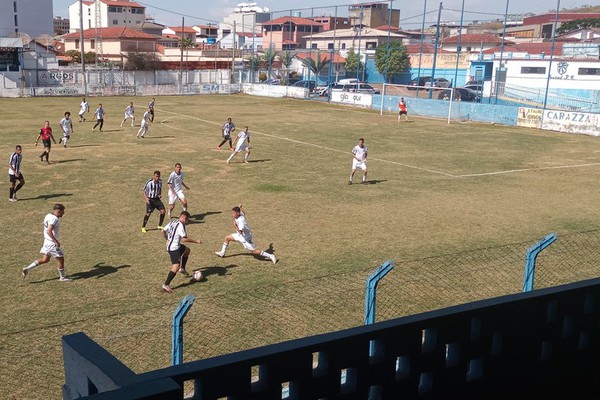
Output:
[168, 245, 187, 264]
[146, 198, 165, 213]
[43, 139, 51, 148]
[399, 111, 408, 115]
[9, 173, 24, 183]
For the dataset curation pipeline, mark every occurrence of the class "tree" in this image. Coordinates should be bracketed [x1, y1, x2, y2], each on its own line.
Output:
[344, 49, 363, 75]
[124, 52, 159, 70]
[299, 51, 330, 78]
[179, 37, 194, 49]
[64, 50, 95, 64]
[556, 18, 600, 34]
[262, 47, 276, 77]
[374, 41, 411, 82]
[280, 50, 293, 70]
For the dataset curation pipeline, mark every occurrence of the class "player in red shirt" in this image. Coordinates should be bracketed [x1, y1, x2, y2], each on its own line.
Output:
[35, 121, 57, 163]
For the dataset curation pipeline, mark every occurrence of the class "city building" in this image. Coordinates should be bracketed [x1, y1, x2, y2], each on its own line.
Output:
[54, 17, 71, 36]
[162, 26, 197, 46]
[0, 0, 53, 38]
[311, 16, 351, 31]
[348, 2, 400, 29]
[304, 27, 406, 51]
[505, 12, 600, 39]
[220, 2, 271, 37]
[62, 27, 158, 62]
[193, 25, 219, 44]
[68, 0, 146, 33]
[441, 33, 513, 53]
[261, 16, 322, 51]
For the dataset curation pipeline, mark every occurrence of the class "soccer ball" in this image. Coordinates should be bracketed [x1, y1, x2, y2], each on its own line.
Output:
[193, 270, 203, 281]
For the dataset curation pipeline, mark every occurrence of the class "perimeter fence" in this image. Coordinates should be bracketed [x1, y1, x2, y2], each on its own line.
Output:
[3, 230, 600, 399]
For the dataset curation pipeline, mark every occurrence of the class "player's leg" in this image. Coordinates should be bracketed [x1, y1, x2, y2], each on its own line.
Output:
[62, 135, 69, 148]
[217, 136, 228, 149]
[179, 193, 188, 212]
[13, 175, 25, 197]
[398, 112, 401, 123]
[168, 191, 176, 218]
[45, 145, 51, 162]
[131, 115, 135, 127]
[179, 246, 191, 276]
[55, 256, 71, 282]
[349, 168, 356, 185]
[142, 202, 154, 233]
[216, 234, 236, 256]
[243, 148, 250, 163]
[162, 261, 180, 293]
[228, 137, 233, 150]
[22, 253, 51, 278]
[226, 150, 238, 164]
[362, 166, 368, 184]
[9, 175, 16, 201]
[157, 202, 166, 228]
[251, 248, 277, 264]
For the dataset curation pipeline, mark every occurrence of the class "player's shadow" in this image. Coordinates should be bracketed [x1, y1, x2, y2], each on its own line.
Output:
[20, 193, 73, 201]
[246, 159, 271, 163]
[96, 129, 120, 132]
[362, 180, 387, 185]
[188, 211, 221, 224]
[141, 136, 175, 139]
[70, 263, 131, 280]
[173, 264, 238, 289]
[52, 159, 86, 164]
[68, 144, 99, 148]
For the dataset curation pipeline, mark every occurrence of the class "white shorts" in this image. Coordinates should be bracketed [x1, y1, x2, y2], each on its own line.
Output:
[168, 190, 185, 205]
[40, 242, 64, 258]
[352, 159, 367, 171]
[235, 142, 249, 152]
[124, 114, 134, 119]
[231, 232, 256, 251]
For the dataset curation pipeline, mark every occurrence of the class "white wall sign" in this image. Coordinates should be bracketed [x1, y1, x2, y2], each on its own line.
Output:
[330, 91, 372, 107]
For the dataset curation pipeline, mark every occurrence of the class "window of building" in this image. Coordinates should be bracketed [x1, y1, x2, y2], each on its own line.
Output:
[521, 66, 546, 74]
[90, 39, 95, 47]
[578, 67, 600, 75]
[341, 43, 346, 49]
[328, 43, 334, 49]
[14, 15, 18, 27]
[75, 39, 79, 49]
[108, 6, 116, 12]
[13, 1, 17, 12]
[312, 43, 318, 49]
[466, 46, 472, 51]
[112, 19, 118, 24]
[366, 41, 377, 49]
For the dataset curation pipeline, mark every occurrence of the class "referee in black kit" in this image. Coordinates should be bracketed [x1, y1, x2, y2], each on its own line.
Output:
[141, 170, 166, 233]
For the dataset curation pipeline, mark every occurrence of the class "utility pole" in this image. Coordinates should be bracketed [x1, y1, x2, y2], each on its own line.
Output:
[179, 17, 184, 92]
[429, 2, 443, 99]
[231, 20, 236, 83]
[79, 0, 87, 94]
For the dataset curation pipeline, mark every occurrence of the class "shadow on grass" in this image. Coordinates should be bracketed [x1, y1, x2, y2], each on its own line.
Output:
[187, 211, 221, 224]
[20, 193, 73, 201]
[94, 129, 120, 133]
[68, 144, 100, 148]
[173, 264, 239, 289]
[52, 159, 86, 164]
[138, 136, 175, 139]
[70, 263, 132, 280]
[246, 159, 271, 163]
[351, 179, 387, 185]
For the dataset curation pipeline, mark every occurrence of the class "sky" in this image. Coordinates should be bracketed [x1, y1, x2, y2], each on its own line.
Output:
[53, 0, 599, 30]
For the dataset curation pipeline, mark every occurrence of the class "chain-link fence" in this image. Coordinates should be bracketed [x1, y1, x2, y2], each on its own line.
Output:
[4, 230, 600, 398]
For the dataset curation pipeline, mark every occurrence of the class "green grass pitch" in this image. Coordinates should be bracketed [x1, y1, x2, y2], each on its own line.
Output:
[2, 94, 600, 398]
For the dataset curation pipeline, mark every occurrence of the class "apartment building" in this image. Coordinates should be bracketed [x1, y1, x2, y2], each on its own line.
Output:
[0, 0, 53, 37]
[68, 0, 146, 33]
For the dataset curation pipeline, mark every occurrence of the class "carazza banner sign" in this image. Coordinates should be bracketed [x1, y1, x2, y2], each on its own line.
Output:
[517, 107, 600, 136]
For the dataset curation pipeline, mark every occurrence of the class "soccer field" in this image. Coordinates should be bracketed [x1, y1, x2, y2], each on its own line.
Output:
[2, 94, 600, 398]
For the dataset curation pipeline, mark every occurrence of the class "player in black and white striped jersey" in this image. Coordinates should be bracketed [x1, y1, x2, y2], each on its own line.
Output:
[161, 211, 202, 293]
[141, 170, 166, 233]
[216, 117, 235, 150]
[8, 145, 24, 202]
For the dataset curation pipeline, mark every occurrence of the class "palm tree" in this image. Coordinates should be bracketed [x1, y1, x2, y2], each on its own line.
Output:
[299, 51, 330, 81]
[262, 47, 277, 79]
[280, 50, 293, 84]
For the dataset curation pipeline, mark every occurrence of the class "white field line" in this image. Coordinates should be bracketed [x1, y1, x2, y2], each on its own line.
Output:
[157, 108, 600, 178]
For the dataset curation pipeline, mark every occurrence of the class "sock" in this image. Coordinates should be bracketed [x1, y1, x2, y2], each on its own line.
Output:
[363, 176, 366, 182]
[63, 137, 68, 146]
[165, 271, 176, 286]
[25, 260, 39, 272]
[243, 153, 249, 161]
[142, 215, 149, 227]
[40, 151, 46, 159]
[58, 269, 67, 279]
[158, 213, 165, 226]
[183, 207, 187, 212]
[220, 242, 228, 254]
[9, 188, 14, 199]
[227, 153, 235, 163]
[181, 256, 188, 269]
[259, 251, 270, 259]
[349, 174, 353, 182]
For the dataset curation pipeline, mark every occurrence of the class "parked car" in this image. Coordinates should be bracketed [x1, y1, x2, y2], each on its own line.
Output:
[437, 87, 481, 102]
[463, 84, 483, 92]
[408, 76, 432, 89]
[465, 79, 483, 86]
[431, 78, 451, 88]
[344, 83, 380, 94]
[291, 80, 317, 92]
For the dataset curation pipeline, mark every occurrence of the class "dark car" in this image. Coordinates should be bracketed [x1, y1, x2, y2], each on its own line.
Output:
[438, 87, 481, 102]
[408, 76, 432, 89]
[431, 78, 451, 88]
[291, 80, 317, 92]
[463, 84, 483, 92]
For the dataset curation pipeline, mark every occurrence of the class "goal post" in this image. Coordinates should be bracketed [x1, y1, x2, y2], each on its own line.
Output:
[381, 83, 454, 124]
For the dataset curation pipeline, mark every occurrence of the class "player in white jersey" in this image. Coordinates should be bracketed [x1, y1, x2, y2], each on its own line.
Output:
[58, 112, 73, 148]
[349, 137, 368, 185]
[167, 163, 190, 218]
[161, 211, 202, 293]
[226, 126, 251, 164]
[120, 102, 135, 127]
[148, 98, 155, 122]
[215, 204, 277, 264]
[21, 204, 72, 282]
[78, 98, 89, 122]
[136, 108, 152, 138]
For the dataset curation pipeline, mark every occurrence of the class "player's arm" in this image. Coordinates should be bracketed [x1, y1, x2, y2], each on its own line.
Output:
[162, 228, 168, 240]
[182, 181, 190, 190]
[182, 235, 202, 244]
[8, 159, 17, 175]
[46, 223, 60, 248]
[50, 131, 57, 144]
[35, 132, 42, 146]
[167, 182, 174, 194]
[142, 185, 150, 203]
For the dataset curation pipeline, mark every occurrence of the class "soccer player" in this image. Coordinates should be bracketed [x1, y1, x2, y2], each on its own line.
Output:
[167, 163, 190, 218]
[216, 117, 235, 150]
[92, 103, 105, 132]
[35, 121, 57, 163]
[226, 126, 251, 164]
[349, 138, 368, 185]
[398, 97, 409, 122]
[120, 102, 135, 127]
[141, 170, 166, 233]
[215, 204, 277, 264]
[8, 145, 24, 202]
[58, 112, 73, 148]
[136, 107, 152, 138]
[148, 98, 155, 122]
[21, 204, 72, 282]
[161, 211, 202, 293]
[78, 98, 89, 122]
